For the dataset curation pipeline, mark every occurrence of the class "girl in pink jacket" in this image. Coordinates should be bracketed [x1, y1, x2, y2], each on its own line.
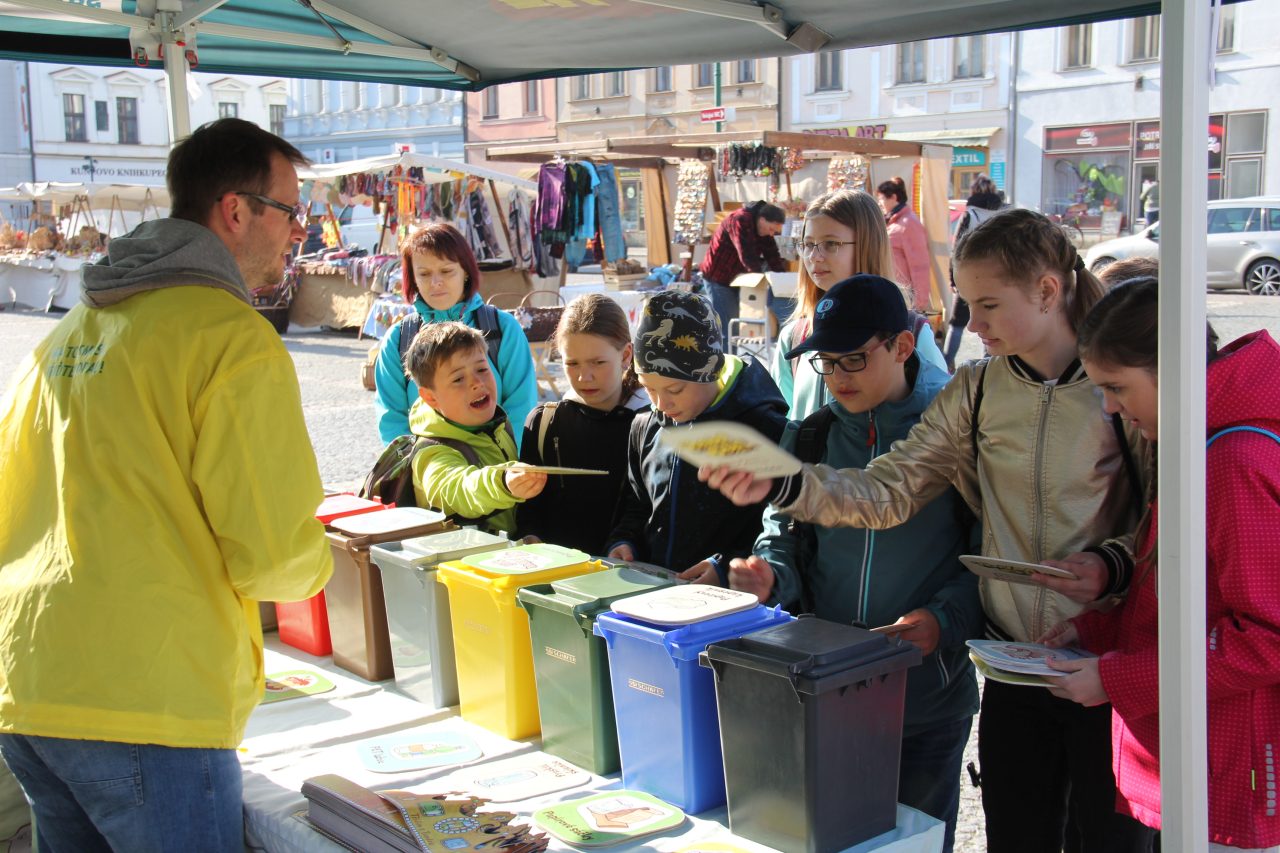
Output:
[1042, 276, 1280, 851]
[876, 177, 933, 315]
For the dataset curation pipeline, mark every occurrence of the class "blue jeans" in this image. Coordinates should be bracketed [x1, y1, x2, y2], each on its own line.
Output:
[897, 716, 972, 853]
[0, 734, 243, 853]
[706, 279, 795, 347]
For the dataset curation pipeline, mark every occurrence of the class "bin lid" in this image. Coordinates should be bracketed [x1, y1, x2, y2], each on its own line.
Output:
[329, 506, 447, 538]
[702, 616, 921, 691]
[610, 585, 757, 626]
[315, 494, 384, 525]
[459, 543, 591, 576]
[520, 566, 675, 620]
[400, 528, 510, 565]
[594, 604, 793, 662]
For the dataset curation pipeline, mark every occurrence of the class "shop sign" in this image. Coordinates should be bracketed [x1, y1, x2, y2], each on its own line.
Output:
[802, 124, 888, 139]
[1133, 114, 1226, 168]
[989, 162, 1006, 189]
[700, 107, 726, 123]
[952, 147, 987, 167]
[1044, 123, 1132, 152]
[44, 155, 165, 183]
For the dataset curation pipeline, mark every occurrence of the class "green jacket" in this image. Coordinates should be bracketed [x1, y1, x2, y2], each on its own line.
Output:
[409, 399, 521, 536]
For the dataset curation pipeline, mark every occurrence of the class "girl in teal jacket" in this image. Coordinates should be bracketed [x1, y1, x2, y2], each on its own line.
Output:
[373, 223, 537, 448]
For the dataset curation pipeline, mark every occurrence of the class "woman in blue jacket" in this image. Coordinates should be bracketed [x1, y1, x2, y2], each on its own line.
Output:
[373, 223, 537, 448]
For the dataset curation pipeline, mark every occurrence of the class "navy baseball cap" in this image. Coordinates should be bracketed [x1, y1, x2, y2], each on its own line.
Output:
[785, 274, 910, 359]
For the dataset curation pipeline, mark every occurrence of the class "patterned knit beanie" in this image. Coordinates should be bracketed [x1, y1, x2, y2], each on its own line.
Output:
[633, 290, 725, 383]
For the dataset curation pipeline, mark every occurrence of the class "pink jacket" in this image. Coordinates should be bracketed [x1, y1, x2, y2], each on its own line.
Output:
[885, 205, 933, 313]
[1074, 329, 1280, 849]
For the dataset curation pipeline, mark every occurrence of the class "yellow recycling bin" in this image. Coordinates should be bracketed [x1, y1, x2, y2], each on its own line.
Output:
[436, 543, 605, 740]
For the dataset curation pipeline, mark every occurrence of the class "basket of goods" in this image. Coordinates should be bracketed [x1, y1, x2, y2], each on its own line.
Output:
[604, 258, 648, 289]
[489, 290, 565, 343]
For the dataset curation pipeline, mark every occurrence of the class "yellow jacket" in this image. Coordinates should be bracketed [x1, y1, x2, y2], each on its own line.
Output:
[0, 279, 332, 748]
[783, 357, 1145, 642]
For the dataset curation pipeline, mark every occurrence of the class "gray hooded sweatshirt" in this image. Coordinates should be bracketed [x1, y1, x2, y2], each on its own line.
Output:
[81, 218, 249, 308]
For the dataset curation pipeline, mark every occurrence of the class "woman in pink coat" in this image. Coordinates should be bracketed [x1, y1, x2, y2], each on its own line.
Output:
[1040, 276, 1280, 851]
[876, 176, 933, 314]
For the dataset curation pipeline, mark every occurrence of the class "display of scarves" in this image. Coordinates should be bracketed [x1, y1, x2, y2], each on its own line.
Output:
[507, 189, 535, 271]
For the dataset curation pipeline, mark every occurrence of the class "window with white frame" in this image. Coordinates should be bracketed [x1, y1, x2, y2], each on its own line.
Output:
[1129, 15, 1160, 62]
[117, 97, 139, 144]
[606, 71, 626, 97]
[1217, 5, 1237, 53]
[1064, 24, 1093, 69]
[652, 66, 672, 92]
[815, 51, 841, 91]
[897, 42, 926, 84]
[483, 87, 499, 118]
[523, 81, 539, 114]
[218, 102, 239, 119]
[736, 60, 756, 84]
[269, 104, 285, 136]
[64, 93, 87, 141]
[572, 75, 591, 100]
[696, 63, 715, 88]
[953, 36, 984, 79]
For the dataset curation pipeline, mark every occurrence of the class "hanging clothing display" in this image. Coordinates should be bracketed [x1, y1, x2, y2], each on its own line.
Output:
[532, 159, 627, 266]
[507, 189, 535, 272]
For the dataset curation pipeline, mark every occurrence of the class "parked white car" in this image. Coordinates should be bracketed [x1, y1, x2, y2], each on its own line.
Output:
[1085, 197, 1280, 295]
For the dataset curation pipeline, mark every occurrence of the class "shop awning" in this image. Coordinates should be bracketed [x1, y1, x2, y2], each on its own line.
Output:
[886, 127, 1003, 149]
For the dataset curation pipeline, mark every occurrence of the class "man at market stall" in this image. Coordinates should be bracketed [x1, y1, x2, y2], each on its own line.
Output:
[0, 117, 333, 851]
[699, 200, 791, 346]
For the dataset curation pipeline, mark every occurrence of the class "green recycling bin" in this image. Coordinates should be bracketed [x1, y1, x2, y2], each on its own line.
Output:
[516, 565, 675, 774]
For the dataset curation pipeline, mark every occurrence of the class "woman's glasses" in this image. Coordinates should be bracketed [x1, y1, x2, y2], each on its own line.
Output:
[794, 239, 856, 257]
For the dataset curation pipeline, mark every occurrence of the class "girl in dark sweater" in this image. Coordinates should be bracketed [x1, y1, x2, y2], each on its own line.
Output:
[517, 294, 648, 554]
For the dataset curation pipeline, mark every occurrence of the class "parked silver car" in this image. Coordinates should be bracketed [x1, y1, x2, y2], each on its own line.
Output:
[1085, 197, 1280, 295]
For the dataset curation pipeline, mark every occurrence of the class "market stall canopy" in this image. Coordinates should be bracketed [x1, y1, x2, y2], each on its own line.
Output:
[0, 0, 1175, 92]
[0, 181, 170, 212]
[300, 153, 535, 190]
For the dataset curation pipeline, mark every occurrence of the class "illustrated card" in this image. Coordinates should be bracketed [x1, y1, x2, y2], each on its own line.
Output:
[658, 421, 801, 479]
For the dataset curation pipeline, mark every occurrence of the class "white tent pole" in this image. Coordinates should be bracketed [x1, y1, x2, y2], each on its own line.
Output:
[1158, 0, 1209, 849]
[158, 2, 192, 142]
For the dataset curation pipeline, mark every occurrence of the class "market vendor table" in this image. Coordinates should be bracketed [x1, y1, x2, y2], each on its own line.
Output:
[242, 635, 944, 853]
[290, 268, 378, 330]
[0, 252, 88, 311]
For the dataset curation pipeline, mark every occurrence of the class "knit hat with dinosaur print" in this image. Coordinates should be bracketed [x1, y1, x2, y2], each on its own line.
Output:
[633, 290, 724, 383]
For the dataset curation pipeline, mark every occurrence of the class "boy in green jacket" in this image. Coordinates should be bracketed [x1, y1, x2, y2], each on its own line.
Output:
[729, 275, 982, 853]
[404, 322, 546, 535]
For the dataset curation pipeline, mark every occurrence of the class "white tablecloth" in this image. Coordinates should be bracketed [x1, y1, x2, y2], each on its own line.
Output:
[242, 636, 944, 853]
[0, 253, 89, 311]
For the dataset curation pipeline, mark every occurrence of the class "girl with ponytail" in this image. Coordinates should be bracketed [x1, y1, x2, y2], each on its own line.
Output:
[516, 294, 648, 553]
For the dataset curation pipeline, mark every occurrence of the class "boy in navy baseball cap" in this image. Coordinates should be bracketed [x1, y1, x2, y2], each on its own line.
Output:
[733, 272, 982, 853]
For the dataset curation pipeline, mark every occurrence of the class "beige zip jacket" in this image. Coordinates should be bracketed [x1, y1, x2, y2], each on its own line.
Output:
[781, 356, 1145, 642]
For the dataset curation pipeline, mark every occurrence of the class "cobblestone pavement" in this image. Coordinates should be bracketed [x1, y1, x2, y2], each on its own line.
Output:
[4, 291, 1278, 851]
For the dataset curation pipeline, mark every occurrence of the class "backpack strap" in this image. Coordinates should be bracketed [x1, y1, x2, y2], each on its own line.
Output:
[786, 407, 837, 538]
[969, 360, 988, 463]
[536, 402, 559, 462]
[1207, 425, 1280, 448]
[474, 304, 505, 368]
[1110, 413, 1145, 517]
[788, 316, 811, 382]
[396, 311, 424, 366]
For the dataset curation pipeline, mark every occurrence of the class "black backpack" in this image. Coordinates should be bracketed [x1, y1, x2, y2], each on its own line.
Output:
[396, 304, 504, 369]
[359, 433, 508, 525]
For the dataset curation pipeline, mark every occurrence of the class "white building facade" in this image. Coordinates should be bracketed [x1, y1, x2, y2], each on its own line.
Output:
[24, 61, 287, 185]
[1013, 0, 1279, 232]
[283, 80, 462, 165]
[782, 35, 1015, 199]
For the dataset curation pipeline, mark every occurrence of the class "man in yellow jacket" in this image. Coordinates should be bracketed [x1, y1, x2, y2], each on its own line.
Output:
[0, 118, 333, 851]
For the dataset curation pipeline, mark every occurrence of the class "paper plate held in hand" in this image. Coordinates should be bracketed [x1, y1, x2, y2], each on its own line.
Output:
[959, 555, 1078, 586]
[658, 421, 800, 479]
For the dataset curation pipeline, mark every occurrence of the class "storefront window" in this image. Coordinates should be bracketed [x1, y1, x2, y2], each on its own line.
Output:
[1225, 159, 1262, 199]
[1043, 152, 1130, 222]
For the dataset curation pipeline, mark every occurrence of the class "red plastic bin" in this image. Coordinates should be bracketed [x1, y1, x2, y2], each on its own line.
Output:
[276, 592, 333, 656]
